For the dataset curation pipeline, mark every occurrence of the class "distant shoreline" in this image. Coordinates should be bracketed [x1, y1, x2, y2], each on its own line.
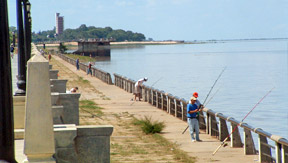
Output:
[110, 41, 184, 45]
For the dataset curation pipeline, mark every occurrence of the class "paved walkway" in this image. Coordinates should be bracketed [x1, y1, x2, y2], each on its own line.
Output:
[52, 55, 258, 163]
[15, 53, 258, 162]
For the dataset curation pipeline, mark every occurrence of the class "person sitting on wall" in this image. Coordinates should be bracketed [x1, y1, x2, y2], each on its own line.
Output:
[70, 87, 78, 93]
[134, 77, 148, 101]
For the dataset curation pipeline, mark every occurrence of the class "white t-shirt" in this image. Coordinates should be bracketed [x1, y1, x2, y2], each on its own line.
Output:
[135, 78, 145, 87]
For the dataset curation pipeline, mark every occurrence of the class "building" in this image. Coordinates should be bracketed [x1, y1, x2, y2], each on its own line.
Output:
[55, 13, 64, 35]
[74, 41, 111, 57]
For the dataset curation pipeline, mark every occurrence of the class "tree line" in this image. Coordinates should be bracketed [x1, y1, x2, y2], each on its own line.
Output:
[32, 24, 146, 42]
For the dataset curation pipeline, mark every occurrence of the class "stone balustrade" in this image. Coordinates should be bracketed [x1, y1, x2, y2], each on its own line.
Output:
[55, 53, 112, 84]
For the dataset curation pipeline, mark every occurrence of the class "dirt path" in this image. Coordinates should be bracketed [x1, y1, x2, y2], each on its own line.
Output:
[51, 55, 258, 163]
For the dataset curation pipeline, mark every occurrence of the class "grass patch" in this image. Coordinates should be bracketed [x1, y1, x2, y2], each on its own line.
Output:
[133, 116, 165, 134]
[152, 134, 196, 163]
[79, 100, 103, 116]
[78, 76, 89, 84]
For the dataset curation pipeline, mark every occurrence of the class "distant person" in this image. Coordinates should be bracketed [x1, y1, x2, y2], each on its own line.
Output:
[76, 58, 80, 70]
[134, 77, 148, 101]
[187, 97, 202, 142]
[70, 87, 78, 93]
[87, 62, 92, 76]
[40, 49, 44, 56]
[48, 54, 52, 61]
[10, 45, 14, 58]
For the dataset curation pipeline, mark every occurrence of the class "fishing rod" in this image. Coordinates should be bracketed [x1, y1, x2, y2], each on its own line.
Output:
[212, 87, 275, 156]
[202, 67, 226, 105]
[182, 67, 226, 134]
[151, 77, 163, 87]
[205, 87, 221, 107]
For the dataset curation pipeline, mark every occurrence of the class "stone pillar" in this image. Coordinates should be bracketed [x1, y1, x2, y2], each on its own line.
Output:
[49, 70, 59, 79]
[50, 79, 68, 93]
[13, 96, 26, 129]
[54, 127, 77, 162]
[75, 125, 113, 163]
[24, 54, 55, 162]
[58, 93, 81, 125]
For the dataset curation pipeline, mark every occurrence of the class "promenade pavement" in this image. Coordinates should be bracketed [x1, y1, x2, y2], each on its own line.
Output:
[52, 55, 258, 163]
[15, 53, 258, 162]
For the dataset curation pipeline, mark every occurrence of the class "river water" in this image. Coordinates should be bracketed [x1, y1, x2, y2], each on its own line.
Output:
[94, 40, 288, 139]
[11, 40, 288, 141]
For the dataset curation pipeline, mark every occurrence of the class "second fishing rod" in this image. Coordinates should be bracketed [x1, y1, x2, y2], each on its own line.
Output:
[182, 67, 226, 134]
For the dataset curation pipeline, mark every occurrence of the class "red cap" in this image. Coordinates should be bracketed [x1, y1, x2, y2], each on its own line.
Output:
[193, 92, 198, 98]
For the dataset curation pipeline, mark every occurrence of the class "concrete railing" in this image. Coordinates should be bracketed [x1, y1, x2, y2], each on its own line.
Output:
[114, 73, 288, 163]
[55, 53, 113, 85]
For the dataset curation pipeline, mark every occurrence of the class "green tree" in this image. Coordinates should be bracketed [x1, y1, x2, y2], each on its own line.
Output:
[59, 43, 67, 53]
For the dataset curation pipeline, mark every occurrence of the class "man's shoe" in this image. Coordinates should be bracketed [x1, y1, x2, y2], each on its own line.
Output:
[196, 139, 202, 142]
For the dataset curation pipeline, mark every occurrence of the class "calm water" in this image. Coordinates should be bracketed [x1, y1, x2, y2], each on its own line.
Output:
[94, 40, 288, 139]
[11, 40, 287, 141]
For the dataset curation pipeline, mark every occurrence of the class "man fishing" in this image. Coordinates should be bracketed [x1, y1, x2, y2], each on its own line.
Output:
[134, 77, 148, 101]
[187, 97, 202, 142]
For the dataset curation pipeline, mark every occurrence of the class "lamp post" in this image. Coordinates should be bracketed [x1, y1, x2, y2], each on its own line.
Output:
[12, 31, 16, 47]
[0, 0, 17, 162]
[15, 0, 27, 96]
[23, 0, 31, 61]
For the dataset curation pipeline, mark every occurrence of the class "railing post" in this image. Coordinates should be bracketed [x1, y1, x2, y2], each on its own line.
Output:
[243, 127, 256, 155]
[210, 114, 218, 137]
[199, 111, 206, 130]
[282, 144, 287, 163]
[230, 121, 243, 147]
[206, 113, 209, 134]
[258, 134, 273, 163]
[275, 142, 281, 163]
[218, 117, 229, 141]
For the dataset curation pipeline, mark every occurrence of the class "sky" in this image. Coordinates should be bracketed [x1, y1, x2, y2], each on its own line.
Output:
[7, 0, 288, 41]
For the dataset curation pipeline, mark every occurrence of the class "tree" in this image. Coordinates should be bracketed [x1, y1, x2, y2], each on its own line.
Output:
[59, 43, 67, 53]
[31, 24, 146, 42]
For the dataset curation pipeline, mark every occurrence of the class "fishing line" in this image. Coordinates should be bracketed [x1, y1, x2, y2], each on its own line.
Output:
[212, 87, 275, 156]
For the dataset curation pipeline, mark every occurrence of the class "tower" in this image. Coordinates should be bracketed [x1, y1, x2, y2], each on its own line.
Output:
[55, 13, 64, 35]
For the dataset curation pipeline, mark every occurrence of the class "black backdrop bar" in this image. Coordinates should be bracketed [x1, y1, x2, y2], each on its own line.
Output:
[0, 0, 17, 162]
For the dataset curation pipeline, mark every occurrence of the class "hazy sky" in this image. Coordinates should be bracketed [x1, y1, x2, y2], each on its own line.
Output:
[7, 0, 288, 41]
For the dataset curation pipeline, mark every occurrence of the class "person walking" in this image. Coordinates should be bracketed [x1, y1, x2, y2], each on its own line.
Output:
[134, 77, 148, 101]
[76, 58, 80, 70]
[187, 97, 201, 142]
[87, 62, 92, 76]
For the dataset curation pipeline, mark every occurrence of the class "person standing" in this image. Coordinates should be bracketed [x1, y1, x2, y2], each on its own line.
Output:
[192, 92, 202, 108]
[87, 62, 92, 76]
[10, 45, 14, 58]
[76, 58, 80, 70]
[187, 97, 201, 142]
[134, 77, 148, 101]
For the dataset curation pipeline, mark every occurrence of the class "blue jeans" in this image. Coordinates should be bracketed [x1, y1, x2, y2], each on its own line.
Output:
[187, 118, 200, 141]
